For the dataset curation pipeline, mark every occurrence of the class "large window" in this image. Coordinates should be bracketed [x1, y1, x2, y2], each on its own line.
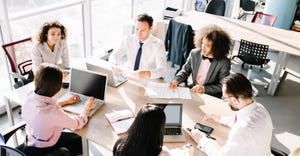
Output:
[0, 0, 186, 110]
[0, 25, 10, 106]
[91, 0, 132, 55]
[7, 1, 85, 57]
[0, 0, 86, 110]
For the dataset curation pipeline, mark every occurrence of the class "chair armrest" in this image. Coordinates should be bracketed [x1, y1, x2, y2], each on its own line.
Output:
[10, 72, 27, 83]
[2, 121, 26, 143]
[18, 60, 32, 75]
[271, 146, 288, 156]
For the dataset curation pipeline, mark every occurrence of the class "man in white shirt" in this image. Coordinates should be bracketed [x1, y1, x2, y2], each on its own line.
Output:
[109, 13, 167, 79]
[189, 73, 273, 156]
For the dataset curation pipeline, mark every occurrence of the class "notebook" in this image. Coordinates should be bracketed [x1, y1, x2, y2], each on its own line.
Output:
[86, 60, 128, 87]
[61, 68, 107, 117]
[149, 103, 185, 143]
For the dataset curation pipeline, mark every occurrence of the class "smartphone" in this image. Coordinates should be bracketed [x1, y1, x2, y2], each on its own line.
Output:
[194, 123, 214, 134]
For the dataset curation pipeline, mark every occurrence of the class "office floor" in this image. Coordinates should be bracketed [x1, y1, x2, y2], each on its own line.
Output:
[1, 48, 300, 155]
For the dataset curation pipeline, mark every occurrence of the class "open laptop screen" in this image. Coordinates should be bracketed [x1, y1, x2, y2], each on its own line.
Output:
[150, 103, 183, 126]
[70, 68, 107, 101]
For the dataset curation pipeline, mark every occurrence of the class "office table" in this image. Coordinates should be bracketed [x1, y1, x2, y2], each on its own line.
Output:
[4, 78, 234, 156]
[174, 11, 300, 96]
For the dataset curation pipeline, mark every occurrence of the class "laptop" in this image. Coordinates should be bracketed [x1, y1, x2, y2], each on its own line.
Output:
[61, 68, 107, 117]
[86, 60, 128, 87]
[149, 103, 185, 143]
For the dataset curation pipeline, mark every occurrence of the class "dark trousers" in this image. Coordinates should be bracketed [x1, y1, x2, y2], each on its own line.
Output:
[17, 132, 82, 156]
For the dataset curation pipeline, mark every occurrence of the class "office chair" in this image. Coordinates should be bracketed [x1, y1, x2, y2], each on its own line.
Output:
[1, 131, 26, 156]
[238, 0, 256, 20]
[251, 11, 277, 27]
[204, 0, 226, 16]
[195, 0, 207, 12]
[1, 121, 71, 156]
[2, 37, 34, 89]
[271, 146, 288, 156]
[232, 39, 270, 96]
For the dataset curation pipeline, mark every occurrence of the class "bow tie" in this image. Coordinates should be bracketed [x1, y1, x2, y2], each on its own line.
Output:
[202, 55, 213, 63]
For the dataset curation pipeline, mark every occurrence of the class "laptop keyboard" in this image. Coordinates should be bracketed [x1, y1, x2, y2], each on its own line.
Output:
[165, 128, 182, 135]
[79, 95, 88, 102]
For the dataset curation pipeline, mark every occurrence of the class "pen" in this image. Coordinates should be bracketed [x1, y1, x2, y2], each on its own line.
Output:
[116, 117, 132, 122]
[206, 135, 216, 140]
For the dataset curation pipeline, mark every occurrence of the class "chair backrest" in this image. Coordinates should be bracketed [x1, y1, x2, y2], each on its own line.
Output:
[204, 0, 226, 16]
[0, 145, 26, 156]
[1, 133, 26, 156]
[251, 11, 277, 27]
[238, 39, 269, 65]
[2, 37, 33, 76]
[195, 0, 207, 12]
[240, 0, 256, 12]
[1, 122, 70, 156]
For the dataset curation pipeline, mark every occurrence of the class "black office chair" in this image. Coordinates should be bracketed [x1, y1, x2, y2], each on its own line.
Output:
[204, 0, 226, 16]
[232, 39, 270, 96]
[238, 0, 256, 20]
[271, 146, 288, 156]
[1, 121, 70, 156]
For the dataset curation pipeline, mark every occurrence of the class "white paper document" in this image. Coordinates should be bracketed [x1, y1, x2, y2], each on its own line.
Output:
[144, 82, 191, 99]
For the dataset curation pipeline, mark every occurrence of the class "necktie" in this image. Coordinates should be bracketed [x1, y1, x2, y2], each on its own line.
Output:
[134, 42, 143, 70]
[202, 55, 213, 63]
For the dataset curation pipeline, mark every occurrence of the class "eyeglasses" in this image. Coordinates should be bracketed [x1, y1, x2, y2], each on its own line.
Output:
[221, 96, 235, 102]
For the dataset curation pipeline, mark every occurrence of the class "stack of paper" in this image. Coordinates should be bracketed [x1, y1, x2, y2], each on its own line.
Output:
[144, 82, 191, 99]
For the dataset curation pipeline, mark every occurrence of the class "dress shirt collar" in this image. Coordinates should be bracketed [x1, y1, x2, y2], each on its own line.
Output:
[31, 91, 57, 107]
[236, 100, 257, 122]
[135, 34, 154, 45]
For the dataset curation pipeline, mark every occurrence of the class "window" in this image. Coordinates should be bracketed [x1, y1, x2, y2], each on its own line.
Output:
[91, 0, 132, 55]
[8, 2, 85, 57]
[0, 0, 86, 107]
[0, 25, 10, 105]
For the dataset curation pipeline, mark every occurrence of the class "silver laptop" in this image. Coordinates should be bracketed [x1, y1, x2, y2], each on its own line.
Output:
[86, 60, 128, 87]
[150, 103, 185, 143]
[61, 68, 107, 117]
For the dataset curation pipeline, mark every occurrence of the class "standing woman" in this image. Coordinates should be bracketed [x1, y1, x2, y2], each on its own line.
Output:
[19, 63, 97, 156]
[113, 104, 171, 156]
[32, 20, 70, 73]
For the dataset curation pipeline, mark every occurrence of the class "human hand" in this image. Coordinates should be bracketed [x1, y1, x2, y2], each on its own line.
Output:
[68, 94, 81, 104]
[58, 93, 80, 107]
[169, 80, 179, 89]
[82, 97, 98, 116]
[191, 85, 205, 93]
[189, 129, 205, 144]
[112, 65, 123, 73]
[202, 114, 220, 123]
[62, 71, 69, 79]
[136, 70, 151, 79]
